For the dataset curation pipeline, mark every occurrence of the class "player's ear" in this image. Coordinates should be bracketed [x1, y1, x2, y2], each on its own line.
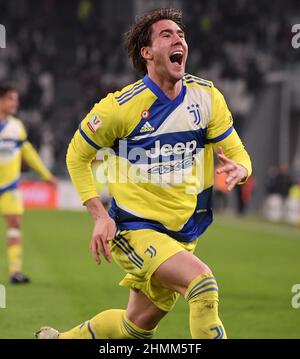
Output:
[141, 46, 153, 62]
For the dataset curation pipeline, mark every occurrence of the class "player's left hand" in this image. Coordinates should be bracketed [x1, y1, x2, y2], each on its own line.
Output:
[46, 176, 58, 187]
[216, 146, 248, 191]
[89, 216, 115, 265]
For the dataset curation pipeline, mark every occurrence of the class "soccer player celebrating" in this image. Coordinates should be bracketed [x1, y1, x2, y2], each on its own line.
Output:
[0, 85, 56, 284]
[36, 8, 251, 339]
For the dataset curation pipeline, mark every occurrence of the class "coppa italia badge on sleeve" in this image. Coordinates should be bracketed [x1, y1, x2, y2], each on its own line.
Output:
[87, 114, 102, 132]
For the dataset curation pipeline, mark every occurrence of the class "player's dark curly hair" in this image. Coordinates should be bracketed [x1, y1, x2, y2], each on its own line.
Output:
[124, 8, 185, 75]
[0, 84, 17, 97]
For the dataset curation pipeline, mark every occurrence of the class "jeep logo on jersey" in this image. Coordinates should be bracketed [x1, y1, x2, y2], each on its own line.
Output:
[148, 156, 194, 175]
[187, 104, 201, 126]
[0, 141, 17, 156]
[87, 114, 102, 133]
[145, 140, 197, 159]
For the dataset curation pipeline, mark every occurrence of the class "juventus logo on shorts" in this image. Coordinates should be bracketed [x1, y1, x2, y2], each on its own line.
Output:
[144, 246, 157, 258]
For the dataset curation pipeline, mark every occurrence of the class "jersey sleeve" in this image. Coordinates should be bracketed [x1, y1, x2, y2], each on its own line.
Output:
[66, 93, 124, 204]
[212, 129, 252, 183]
[206, 85, 234, 142]
[17, 119, 52, 180]
[22, 142, 52, 180]
[79, 93, 123, 149]
[207, 86, 252, 183]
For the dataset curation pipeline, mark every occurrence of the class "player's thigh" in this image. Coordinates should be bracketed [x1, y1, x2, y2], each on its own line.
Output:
[154, 250, 212, 296]
[126, 288, 167, 330]
[111, 229, 193, 313]
[0, 190, 23, 225]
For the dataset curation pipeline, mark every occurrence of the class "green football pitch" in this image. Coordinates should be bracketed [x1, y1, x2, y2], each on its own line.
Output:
[0, 210, 299, 339]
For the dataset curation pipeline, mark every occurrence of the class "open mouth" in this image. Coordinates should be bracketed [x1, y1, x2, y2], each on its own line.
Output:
[169, 53, 183, 66]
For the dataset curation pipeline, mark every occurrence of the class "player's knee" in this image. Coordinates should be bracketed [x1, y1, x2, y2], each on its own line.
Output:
[154, 251, 213, 295]
[7, 227, 22, 245]
[181, 263, 214, 295]
[5, 215, 21, 229]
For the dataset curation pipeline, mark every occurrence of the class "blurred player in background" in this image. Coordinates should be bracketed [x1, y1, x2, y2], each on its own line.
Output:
[0, 84, 56, 284]
[37, 8, 251, 339]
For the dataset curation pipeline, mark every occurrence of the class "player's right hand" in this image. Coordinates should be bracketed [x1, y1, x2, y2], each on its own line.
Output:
[89, 216, 116, 265]
[46, 176, 58, 187]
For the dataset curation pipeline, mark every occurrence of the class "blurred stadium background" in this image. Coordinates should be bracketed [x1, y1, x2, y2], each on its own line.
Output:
[0, 0, 300, 338]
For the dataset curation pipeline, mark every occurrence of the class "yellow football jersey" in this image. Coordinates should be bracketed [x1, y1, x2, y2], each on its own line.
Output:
[0, 116, 52, 195]
[67, 74, 251, 242]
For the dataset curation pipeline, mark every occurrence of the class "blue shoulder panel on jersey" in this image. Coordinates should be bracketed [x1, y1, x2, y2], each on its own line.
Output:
[108, 186, 213, 242]
[207, 126, 233, 143]
[0, 178, 20, 195]
[78, 124, 101, 150]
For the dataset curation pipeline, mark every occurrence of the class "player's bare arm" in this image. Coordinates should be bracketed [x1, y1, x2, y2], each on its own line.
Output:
[45, 176, 58, 187]
[85, 197, 116, 264]
[216, 146, 248, 191]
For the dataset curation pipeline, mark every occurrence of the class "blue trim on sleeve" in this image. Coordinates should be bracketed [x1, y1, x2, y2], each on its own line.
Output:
[79, 125, 101, 150]
[1, 138, 25, 148]
[208, 126, 233, 143]
[0, 178, 20, 195]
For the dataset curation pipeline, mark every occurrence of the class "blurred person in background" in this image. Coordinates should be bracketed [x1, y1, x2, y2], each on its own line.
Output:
[0, 84, 56, 284]
[264, 165, 294, 222]
[266, 164, 292, 199]
[235, 175, 255, 215]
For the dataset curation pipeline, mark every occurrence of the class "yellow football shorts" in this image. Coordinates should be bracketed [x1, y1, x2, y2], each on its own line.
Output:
[0, 190, 24, 215]
[111, 228, 198, 312]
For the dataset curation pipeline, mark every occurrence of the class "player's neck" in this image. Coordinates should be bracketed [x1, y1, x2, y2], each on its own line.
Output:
[0, 110, 8, 122]
[147, 72, 182, 100]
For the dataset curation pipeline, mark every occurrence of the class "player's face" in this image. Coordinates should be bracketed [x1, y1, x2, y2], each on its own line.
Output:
[145, 20, 188, 82]
[0, 91, 19, 116]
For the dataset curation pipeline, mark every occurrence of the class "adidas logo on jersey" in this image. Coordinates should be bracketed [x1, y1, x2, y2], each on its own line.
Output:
[140, 121, 155, 133]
